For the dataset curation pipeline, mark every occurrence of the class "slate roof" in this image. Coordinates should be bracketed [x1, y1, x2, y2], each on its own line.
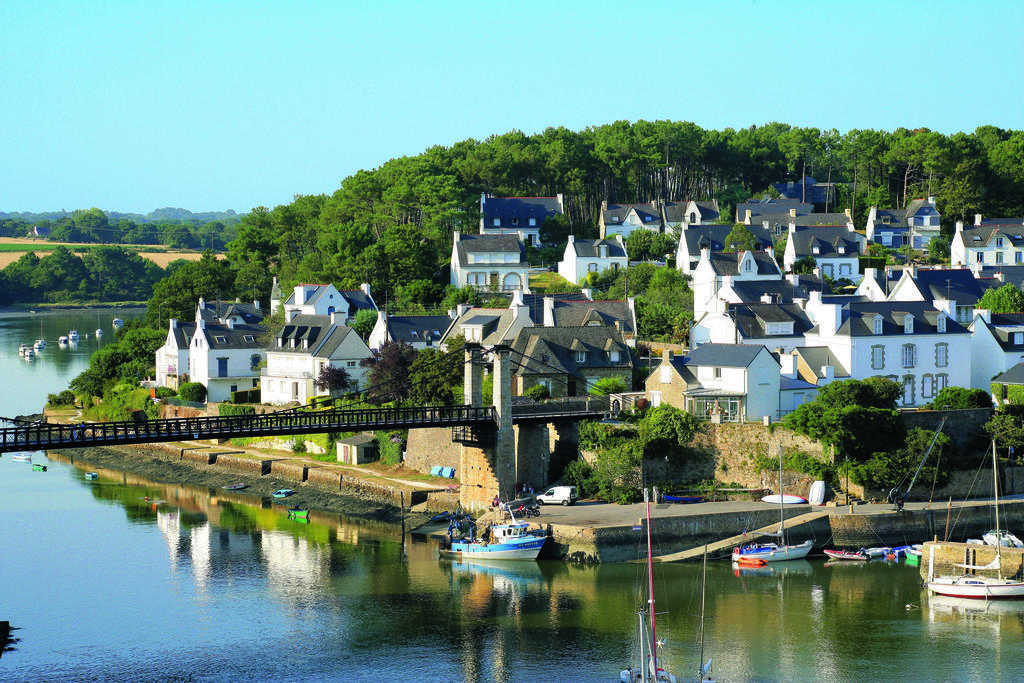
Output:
[197, 322, 265, 351]
[975, 313, 1024, 352]
[906, 198, 940, 219]
[682, 343, 775, 369]
[790, 226, 861, 259]
[282, 285, 376, 318]
[976, 266, 1024, 291]
[728, 275, 831, 304]
[736, 197, 811, 222]
[872, 208, 910, 230]
[706, 251, 781, 276]
[571, 238, 628, 258]
[960, 225, 1024, 249]
[169, 322, 197, 348]
[978, 217, 1024, 227]
[455, 233, 526, 264]
[602, 202, 661, 228]
[339, 289, 376, 314]
[483, 196, 562, 228]
[274, 314, 358, 358]
[793, 213, 851, 227]
[726, 303, 814, 341]
[199, 300, 264, 325]
[520, 292, 590, 324]
[781, 376, 818, 391]
[861, 268, 903, 297]
[903, 268, 987, 306]
[663, 200, 720, 223]
[446, 308, 517, 345]
[835, 302, 968, 337]
[682, 224, 774, 258]
[510, 326, 631, 378]
[380, 314, 451, 346]
[994, 362, 1024, 385]
[549, 300, 636, 336]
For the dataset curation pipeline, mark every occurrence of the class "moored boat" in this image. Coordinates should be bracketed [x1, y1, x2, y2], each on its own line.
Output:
[22, 347, 34, 360]
[983, 530, 1024, 548]
[664, 494, 702, 504]
[32, 464, 47, 472]
[222, 483, 248, 491]
[95, 328, 103, 337]
[58, 335, 69, 345]
[11, 453, 32, 462]
[823, 549, 870, 561]
[68, 330, 79, 342]
[440, 511, 546, 560]
[733, 445, 813, 562]
[271, 489, 295, 498]
[84, 472, 99, 480]
[112, 318, 124, 329]
[34, 339, 45, 350]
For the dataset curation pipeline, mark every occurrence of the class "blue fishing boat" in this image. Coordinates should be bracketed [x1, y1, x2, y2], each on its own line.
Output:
[440, 510, 546, 560]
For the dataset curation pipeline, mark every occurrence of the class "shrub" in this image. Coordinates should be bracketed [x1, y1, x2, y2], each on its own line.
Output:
[178, 382, 207, 403]
[376, 431, 405, 465]
[564, 459, 599, 498]
[154, 387, 177, 398]
[47, 390, 76, 407]
[219, 403, 256, 417]
[291, 438, 307, 453]
[524, 384, 550, 401]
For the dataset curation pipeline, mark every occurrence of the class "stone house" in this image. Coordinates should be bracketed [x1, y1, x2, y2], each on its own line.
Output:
[509, 325, 632, 397]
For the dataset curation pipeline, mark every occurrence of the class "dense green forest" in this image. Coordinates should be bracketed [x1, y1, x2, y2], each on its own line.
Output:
[224, 122, 1024, 305]
[0, 207, 239, 249]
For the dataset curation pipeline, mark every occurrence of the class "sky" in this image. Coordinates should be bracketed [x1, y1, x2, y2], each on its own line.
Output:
[2, 0, 1022, 216]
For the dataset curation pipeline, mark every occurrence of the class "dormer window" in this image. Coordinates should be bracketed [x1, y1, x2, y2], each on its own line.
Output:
[904, 314, 914, 334]
[528, 218, 536, 226]
[689, 212, 697, 223]
[215, 335, 227, 344]
[1015, 332, 1023, 345]
[575, 351, 586, 363]
[838, 245, 846, 254]
[302, 339, 308, 349]
[873, 316, 883, 335]
[744, 259, 753, 272]
[610, 215, 619, 222]
[599, 245, 608, 258]
[812, 246, 820, 254]
[610, 350, 620, 362]
[492, 218, 500, 227]
[938, 316, 946, 333]
[277, 338, 283, 348]
[511, 217, 519, 226]
[243, 335, 254, 343]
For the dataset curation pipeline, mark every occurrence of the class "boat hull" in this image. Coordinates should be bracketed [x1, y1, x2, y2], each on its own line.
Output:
[824, 549, 869, 561]
[734, 539, 813, 562]
[927, 576, 1024, 599]
[442, 537, 546, 561]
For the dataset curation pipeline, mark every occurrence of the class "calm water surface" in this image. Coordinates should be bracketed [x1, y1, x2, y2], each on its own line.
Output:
[0, 311, 1022, 681]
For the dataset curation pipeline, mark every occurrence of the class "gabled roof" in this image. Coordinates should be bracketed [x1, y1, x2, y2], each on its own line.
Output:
[446, 308, 517, 345]
[793, 213, 851, 227]
[899, 268, 987, 306]
[663, 199, 720, 223]
[197, 322, 265, 351]
[550, 300, 636, 336]
[169, 321, 197, 348]
[683, 343, 775, 369]
[994, 362, 1024, 385]
[975, 313, 1024, 352]
[571, 238, 627, 259]
[790, 226, 861, 259]
[835, 302, 968, 337]
[510, 326, 631, 377]
[706, 251, 781, 276]
[199, 300, 264, 325]
[960, 225, 1024, 248]
[729, 274, 831, 304]
[483, 196, 563, 225]
[736, 197, 812, 221]
[274, 314, 356, 358]
[682, 224, 773, 257]
[602, 202, 661, 227]
[727, 303, 814, 340]
[976, 265, 1024, 291]
[793, 346, 850, 380]
[978, 217, 1024, 227]
[381, 314, 451, 346]
[455, 233, 526, 264]
[906, 198, 940, 217]
[520, 292, 590, 324]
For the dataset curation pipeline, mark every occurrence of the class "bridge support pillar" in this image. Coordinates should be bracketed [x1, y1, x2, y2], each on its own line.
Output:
[459, 346, 514, 512]
[514, 423, 550, 490]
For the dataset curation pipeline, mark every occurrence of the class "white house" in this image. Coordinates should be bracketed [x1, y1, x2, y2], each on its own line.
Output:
[645, 344, 782, 422]
[969, 311, 1024, 392]
[261, 313, 372, 405]
[188, 318, 265, 403]
[783, 222, 864, 282]
[368, 311, 453, 352]
[663, 200, 720, 231]
[865, 197, 941, 249]
[155, 318, 196, 391]
[951, 215, 1024, 267]
[450, 231, 530, 292]
[479, 193, 563, 246]
[883, 266, 987, 325]
[691, 247, 782, 317]
[676, 223, 774, 275]
[599, 201, 664, 239]
[692, 301, 814, 354]
[802, 296, 970, 407]
[272, 281, 376, 323]
[557, 234, 627, 285]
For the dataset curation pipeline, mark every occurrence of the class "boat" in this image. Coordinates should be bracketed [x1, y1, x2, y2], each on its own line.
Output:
[808, 480, 826, 505]
[664, 494, 702, 504]
[31, 464, 47, 472]
[733, 555, 767, 567]
[823, 549, 870, 561]
[22, 347, 34, 360]
[11, 453, 32, 462]
[620, 488, 681, 683]
[68, 330, 79, 341]
[84, 472, 99, 480]
[58, 335, 69, 345]
[112, 318, 124, 329]
[33, 339, 45, 350]
[927, 440, 1024, 599]
[761, 494, 807, 505]
[733, 445, 814, 562]
[222, 483, 248, 491]
[95, 328, 103, 337]
[439, 507, 546, 561]
[864, 546, 892, 558]
[983, 530, 1024, 548]
[271, 489, 295, 498]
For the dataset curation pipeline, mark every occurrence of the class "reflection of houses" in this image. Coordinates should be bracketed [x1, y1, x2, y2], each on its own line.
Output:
[645, 345, 783, 422]
[261, 313, 372, 405]
[450, 231, 529, 292]
[480, 193, 564, 247]
[557, 234, 627, 284]
[509, 325, 632, 397]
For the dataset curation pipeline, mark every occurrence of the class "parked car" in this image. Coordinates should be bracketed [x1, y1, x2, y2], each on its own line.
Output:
[536, 485, 578, 506]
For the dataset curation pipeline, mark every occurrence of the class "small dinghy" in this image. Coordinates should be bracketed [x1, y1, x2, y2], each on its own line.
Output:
[222, 483, 248, 491]
[11, 453, 32, 462]
[823, 549, 870, 561]
[84, 472, 99, 480]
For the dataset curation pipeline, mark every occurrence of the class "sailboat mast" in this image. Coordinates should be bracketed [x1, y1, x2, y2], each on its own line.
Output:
[698, 544, 707, 681]
[993, 440, 1003, 580]
[778, 444, 786, 544]
[645, 488, 658, 679]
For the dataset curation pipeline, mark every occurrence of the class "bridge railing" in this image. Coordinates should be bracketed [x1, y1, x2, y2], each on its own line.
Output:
[0, 404, 497, 452]
[511, 395, 610, 420]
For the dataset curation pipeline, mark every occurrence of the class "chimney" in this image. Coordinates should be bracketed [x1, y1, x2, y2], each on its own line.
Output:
[845, 208, 852, 219]
[581, 288, 593, 300]
[745, 209, 752, 223]
[456, 303, 472, 318]
[789, 208, 797, 218]
[361, 283, 371, 298]
[543, 296, 556, 327]
[662, 349, 671, 363]
[287, 309, 299, 323]
[975, 308, 992, 324]
[928, 196, 936, 206]
[253, 300, 260, 310]
[453, 230, 461, 243]
[295, 285, 306, 306]
[169, 318, 177, 329]
[330, 311, 340, 326]
[761, 294, 773, 304]
[511, 290, 528, 321]
[975, 214, 983, 226]
[955, 220, 964, 235]
[779, 351, 796, 377]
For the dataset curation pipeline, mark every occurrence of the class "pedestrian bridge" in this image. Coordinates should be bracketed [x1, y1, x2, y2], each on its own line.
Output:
[0, 397, 610, 454]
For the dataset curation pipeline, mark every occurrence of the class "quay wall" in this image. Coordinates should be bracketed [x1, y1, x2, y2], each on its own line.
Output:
[919, 541, 1024, 581]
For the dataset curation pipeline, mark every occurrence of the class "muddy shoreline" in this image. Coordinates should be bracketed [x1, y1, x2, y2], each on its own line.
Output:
[49, 443, 437, 528]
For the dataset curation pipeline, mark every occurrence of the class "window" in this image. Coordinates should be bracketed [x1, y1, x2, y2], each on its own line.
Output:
[243, 335, 254, 343]
[977, 252, 985, 263]
[935, 343, 948, 367]
[575, 351, 586, 363]
[937, 316, 946, 333]
[1017, 252, 1023, 264]
[822, 264, 833, 277]
[997, 237, 1004, 247]
[713, 367, 722, 379]
[215, 335, 227, 344]
[936, 373, 949, 391]
[997, 251, 1004, 264]
[744, 259, 752, 272]
[346, 360, 356, 367]
[838, 245, 846, 254]
[610, 350, 620, 362]
[250, 354, 260, 371]
[588, 263, 598, 272]
[217, 357, 228, 378]
[1016, 333, 1024, 346]
[840, 263, 851, 275]
[689, 212, 697, 223]
[528, 218, 536, 226]
[511, 217, 519, 226]
[873, 316, 883, 335]
[902, 344, 917, 368]
[492, 218, 500, 227]
[904, 314, 914, 334]
[660, 365, 671, 384]
[922, 373, 934, 399]
[871, 345, 885, 370]
[230, 384, 237, 394]
[812, 246, 820, 254]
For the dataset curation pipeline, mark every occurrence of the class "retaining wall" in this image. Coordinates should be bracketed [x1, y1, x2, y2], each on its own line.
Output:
[406, 427, 461, 473]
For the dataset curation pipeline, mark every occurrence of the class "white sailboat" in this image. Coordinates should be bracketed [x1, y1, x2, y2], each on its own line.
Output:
[621, 488, 677, 683]
[927, 441, 1024, 600]
[733, 445, 813, 562]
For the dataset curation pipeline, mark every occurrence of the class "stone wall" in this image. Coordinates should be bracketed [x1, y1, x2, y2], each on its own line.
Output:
[271, 460, 309, 481]
[692, 423, 825, 491]
[307, 467, 343, 491]
[920, 541, 1024, 582]
[406, 427, 461, 473]
[901, 407, 992, 451]
[515, 423, 550, 489]
[212, 453, 273, 476]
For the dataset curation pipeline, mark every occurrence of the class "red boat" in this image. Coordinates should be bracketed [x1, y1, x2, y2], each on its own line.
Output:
[733, 555, 767, 567]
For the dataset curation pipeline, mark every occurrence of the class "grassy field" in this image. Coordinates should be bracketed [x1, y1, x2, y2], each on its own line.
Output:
[0, 238, 223, 269]
[528, 270, 580, 293]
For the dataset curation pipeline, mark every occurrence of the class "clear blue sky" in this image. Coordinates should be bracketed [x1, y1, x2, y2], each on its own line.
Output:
[3, 0, 1022, 215]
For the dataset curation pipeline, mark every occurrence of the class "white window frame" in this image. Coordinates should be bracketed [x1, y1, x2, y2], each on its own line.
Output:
[902, 343, 917, 368]
[871, 345, 885, 370]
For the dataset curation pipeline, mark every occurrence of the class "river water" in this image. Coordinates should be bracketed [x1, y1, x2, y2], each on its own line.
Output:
[0, 310, 1022, 681]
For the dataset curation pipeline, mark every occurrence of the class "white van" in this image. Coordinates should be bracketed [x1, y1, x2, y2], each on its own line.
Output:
[536, 485, 578, 506]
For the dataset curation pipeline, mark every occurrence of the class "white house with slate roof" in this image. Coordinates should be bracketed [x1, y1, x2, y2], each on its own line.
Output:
[273, 281, 376, 324]
[155, 318, 197, 391]
[865, 197, 941, 249]
[557, 234, 627, 284]
[969, 311, 1024, 393]
[692, 248, 782, 316]
[784, 222, 863, 282]
[676, 223, 774, 275]
[450, 231, 530, 292]
[599, 201, 664, 239]
[368, 311, 453, 352]
[262, 313, 372, 405]
[952, 215, 1024, 267]
[188, 318, 265, 403]
[480, 193, 563, 246]
[884, 266, 987, 325]
[802, 296, 970, 407]
[645, 344, 781, 422]
[664, 200, 720, 231]
[692, 302, 814, 353]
